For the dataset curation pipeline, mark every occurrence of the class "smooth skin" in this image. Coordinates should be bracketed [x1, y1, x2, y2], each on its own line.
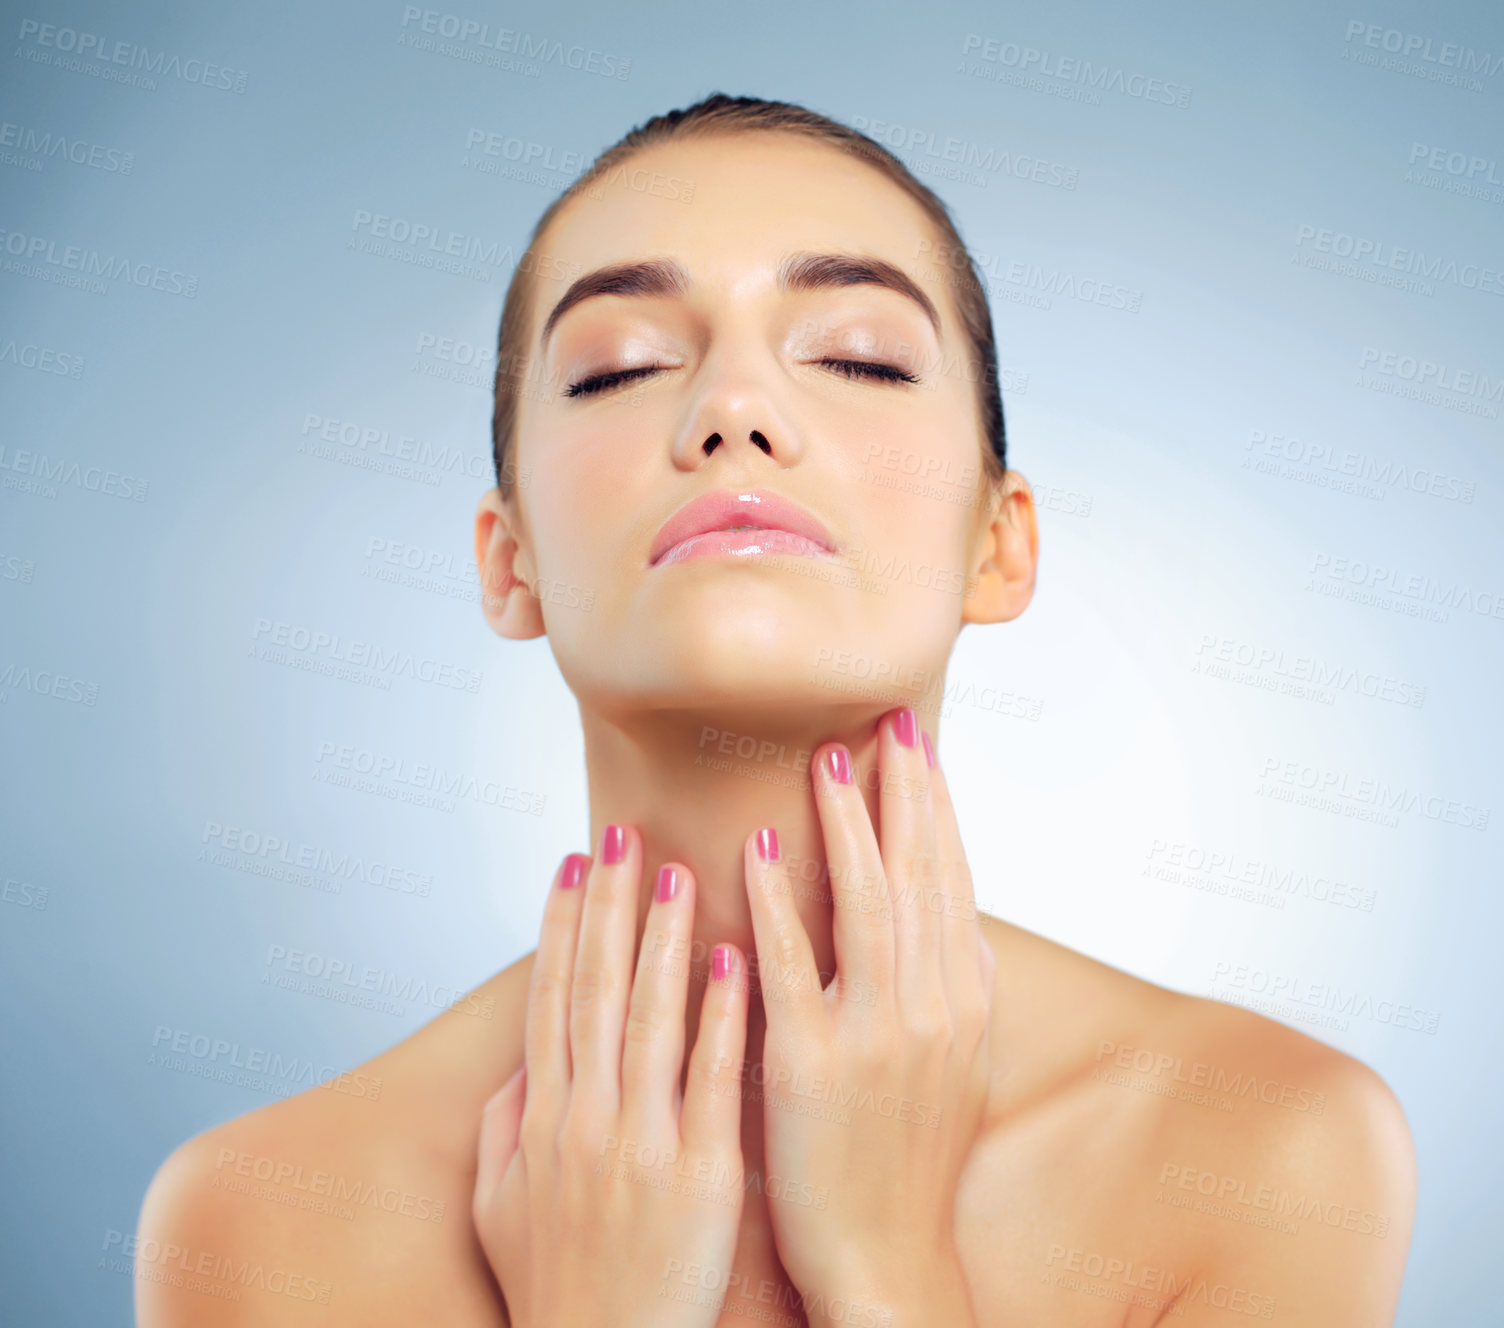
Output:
[473, 839, 751, 1328]
[136, 131, 1416, 1327]
[473, 711, 998, 1327]
[737, 715, 996, 1324]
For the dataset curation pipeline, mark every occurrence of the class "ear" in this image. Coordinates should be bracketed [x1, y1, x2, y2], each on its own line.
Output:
[961, 470, 1039, 625]
[474, 487, 547, 640]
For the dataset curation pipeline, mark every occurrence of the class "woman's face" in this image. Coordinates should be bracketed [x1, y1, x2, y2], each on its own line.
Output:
[484, 132, 1033, 717]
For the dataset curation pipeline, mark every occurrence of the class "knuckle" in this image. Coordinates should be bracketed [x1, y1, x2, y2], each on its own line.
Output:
[518, 1107, 556, 1160]
[955, 1008, 988, 1052]
[901, 1004, 954, 1046]
[557, 1106, 607, 1158]
[685, 1053, 718, 1097]
[526, 968, 570, 1015]
[835, 860, 883, 900]
[910, 849, 942, 882]
[769, 926, 806, 978]
[569, 965, 621, 1015]
[623, 1000, 667, 1048]
[688, 1042, 737, 1093]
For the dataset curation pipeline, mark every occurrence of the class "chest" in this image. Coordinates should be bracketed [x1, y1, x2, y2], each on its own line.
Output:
[949, 1094, 1222, 1327]
[697, 1124, 1167, 1328]
[460, 1098, 1203, 1328]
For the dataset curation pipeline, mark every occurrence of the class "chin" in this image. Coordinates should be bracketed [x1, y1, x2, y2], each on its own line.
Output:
[565, 625, 845, 715]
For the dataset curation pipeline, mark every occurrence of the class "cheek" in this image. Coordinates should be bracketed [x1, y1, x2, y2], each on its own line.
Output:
[842, 418, 983, 630]
[531, 395, 668, 504]
[523, 429, 656, 582]
[854, 427, 980, 556]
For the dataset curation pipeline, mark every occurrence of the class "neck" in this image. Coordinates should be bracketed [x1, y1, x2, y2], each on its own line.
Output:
[579, 701, 892, 1081]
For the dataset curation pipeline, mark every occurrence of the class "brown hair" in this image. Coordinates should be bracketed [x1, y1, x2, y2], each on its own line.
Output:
[490, 92, 1006, 501]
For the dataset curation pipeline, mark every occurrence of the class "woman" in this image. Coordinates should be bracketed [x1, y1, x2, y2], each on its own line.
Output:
[137, 93, 1415, 1327]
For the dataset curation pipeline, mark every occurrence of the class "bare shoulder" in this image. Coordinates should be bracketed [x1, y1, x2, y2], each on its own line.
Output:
[135, 950, 538, 1326]
[1143, 978, 1416, 1322]
[974, 914, 1416, 1324]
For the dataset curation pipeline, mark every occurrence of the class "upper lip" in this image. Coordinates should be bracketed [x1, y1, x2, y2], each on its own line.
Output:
[648, 489, 838, 566]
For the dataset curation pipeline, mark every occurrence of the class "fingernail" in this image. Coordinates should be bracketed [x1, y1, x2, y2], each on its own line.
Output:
[756, 827, 780, 862]
[712, 944, 735, 980]
[602, 824, 626, 864]
[921, 730, 935, 768]
[825, 746, 853, 785]
[656, 865, 679, 903]
[559, 853, 586, 889]
[893, 708, 917, 748]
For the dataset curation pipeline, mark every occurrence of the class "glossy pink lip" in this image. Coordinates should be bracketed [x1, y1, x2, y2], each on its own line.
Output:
[648, 489, 839, 568]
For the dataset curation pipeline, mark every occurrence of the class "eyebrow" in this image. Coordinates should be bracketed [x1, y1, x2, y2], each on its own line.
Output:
[537, 250, 942, 350]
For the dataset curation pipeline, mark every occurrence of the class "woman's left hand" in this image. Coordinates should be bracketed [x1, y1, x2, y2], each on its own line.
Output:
[741, 706, 996, 1327]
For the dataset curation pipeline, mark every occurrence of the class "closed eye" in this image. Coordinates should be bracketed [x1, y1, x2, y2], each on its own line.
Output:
[565, 365, 658, 398]
[563, 357, 920, 399]
[818, 357, 920, 385]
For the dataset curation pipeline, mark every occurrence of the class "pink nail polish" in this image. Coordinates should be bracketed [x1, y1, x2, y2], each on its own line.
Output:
[921, 730, 935, 768]
[559, 853, 586, 890]
[656, 865, 678, 903]
[712, 944, 733, 980]
[826, 746, 853, 785]
[756, 827, 780, 862]
[602, 824, 626, 865]
[893, 708, 917, 748]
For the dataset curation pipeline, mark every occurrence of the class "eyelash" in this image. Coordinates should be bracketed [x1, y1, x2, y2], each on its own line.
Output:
[821, 358, 920, 386]
[564, 358, 920, 398]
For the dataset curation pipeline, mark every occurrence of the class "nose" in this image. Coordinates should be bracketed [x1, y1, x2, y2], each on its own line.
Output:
[669, 344, 804, 471]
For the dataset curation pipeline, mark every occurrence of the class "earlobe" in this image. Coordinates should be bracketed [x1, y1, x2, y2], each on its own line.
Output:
[960, 474, 1038, 626]
[474, 488, 548, 641]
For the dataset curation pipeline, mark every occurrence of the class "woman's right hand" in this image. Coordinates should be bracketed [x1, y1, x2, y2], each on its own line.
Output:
[472, 826, 751, 1328]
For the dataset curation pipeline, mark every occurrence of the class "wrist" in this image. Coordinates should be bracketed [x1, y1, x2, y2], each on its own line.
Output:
[806, 1244, 977, 1328]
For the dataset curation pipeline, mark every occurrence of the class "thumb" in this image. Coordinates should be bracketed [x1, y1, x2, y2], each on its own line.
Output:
[474, 1064, 526, 1211]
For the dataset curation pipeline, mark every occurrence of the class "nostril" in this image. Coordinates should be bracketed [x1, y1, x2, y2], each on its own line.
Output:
[702, 433, 722, 455]
[750, 430, 771, 455]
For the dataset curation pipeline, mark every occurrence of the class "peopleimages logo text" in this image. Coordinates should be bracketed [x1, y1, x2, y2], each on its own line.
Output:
[15, 20, 249, 91]
[0, 227, 198, 295]
[1294, 225, 1504, 295]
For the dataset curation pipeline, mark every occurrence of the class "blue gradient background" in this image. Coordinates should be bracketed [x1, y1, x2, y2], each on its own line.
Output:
[2, 0, 1501, 1322]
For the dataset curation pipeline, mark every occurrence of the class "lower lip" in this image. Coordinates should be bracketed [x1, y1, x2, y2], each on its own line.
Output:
[654, 529, 840, 568]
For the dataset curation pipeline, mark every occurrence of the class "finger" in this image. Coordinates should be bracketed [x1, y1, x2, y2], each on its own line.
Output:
[523, 853, 589, 1125]
[620, 862, 696, 1134]
[743, 826, 827, 1028]
[878, 708, 944, 1010]
[808, 741, 894, 1002]
[475, 1065, 526, 1212]
[978, 929, 998, 1010]
[679, 942, 749, 1165]
[926, 740, 987, 1018]
[570, 823, 642, 1114]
